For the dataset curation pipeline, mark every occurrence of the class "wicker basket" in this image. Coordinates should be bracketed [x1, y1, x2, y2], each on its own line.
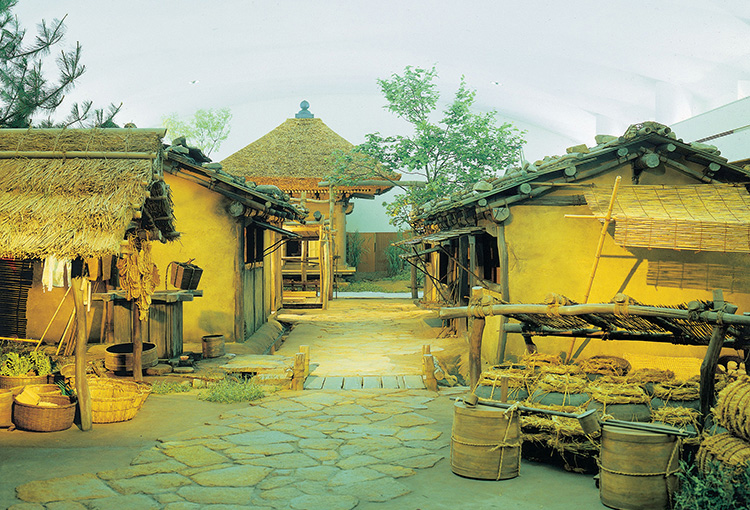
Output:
[88, 378, 152, 423]
[13, 394, 76, 432]
[0, 374, 49, 389]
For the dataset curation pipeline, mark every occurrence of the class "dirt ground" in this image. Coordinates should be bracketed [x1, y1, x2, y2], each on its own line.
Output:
[0, 297, 610, 509]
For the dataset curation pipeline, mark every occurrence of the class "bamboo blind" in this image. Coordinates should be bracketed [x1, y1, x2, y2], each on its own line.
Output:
[585, 184, 750, 253]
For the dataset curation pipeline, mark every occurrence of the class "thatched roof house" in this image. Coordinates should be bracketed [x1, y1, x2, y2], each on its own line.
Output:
[0, 127, 177, 260]
[220, 101, 395, 198]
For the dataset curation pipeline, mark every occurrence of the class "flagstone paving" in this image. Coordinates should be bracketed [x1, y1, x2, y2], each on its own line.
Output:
[10, 389, 447, 509]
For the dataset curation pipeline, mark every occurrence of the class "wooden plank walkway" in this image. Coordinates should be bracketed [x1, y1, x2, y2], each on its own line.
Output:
[303, 374, 426, 390]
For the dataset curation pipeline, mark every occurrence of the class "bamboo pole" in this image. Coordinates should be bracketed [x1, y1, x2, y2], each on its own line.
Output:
[35, 286, 71, 350]
[565, 175, 621, 363]
[72, 276, 92, 431]
[55, 310, 76, 356]
[132, 303, 143, 382]
[439, 301, 750, 326]
[0, 150, 157, 159]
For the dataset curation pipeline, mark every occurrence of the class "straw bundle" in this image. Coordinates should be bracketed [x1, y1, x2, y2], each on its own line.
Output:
[538, 364, 585, 377]
[476, 368, 532, 401]
[519, 353, 561, 369]
[535, 373, 588, 395]
[713, 376, 750, 442]
[577, 355, 631, 377]
[696, 433, 750, 473]
[653, 380, 700, 402]
[589, 382, 650, 405]
[626, 368, 675, 385]
[585, 184, 750, 254]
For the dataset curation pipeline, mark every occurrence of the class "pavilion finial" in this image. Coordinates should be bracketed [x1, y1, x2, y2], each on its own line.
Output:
[295, 100, 314, 119]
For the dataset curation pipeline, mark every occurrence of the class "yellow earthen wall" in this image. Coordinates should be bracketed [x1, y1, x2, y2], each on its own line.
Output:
[150, 174, 238, 343]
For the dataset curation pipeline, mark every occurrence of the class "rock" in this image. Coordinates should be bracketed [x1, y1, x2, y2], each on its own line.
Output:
[290, 494, 358, 510]
[190, 465, 271, 487]
[173, 366, 194, 374]
[145, 364, 172, 376]
[87, 494, 160, 510]
[16, 474, 116, 503]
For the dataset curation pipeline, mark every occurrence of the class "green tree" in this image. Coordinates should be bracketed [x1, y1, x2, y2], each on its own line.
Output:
[328, 66, 525, 228]
[163, 108, 232, 156]
[0, 0, 120, 127]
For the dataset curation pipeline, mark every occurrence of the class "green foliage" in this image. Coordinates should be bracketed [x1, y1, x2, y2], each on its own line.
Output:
[0, 0, 120, 127]
[198, 375, 265, 403]
[346, 231, 367, 268]
[0, 350, 54, 376]
[674, 460, 750, 509]
[163, 107, 232, 156]
[327, 65, 525, 228]
[384, 243, 404, 277]
[151, 380, 192, 394]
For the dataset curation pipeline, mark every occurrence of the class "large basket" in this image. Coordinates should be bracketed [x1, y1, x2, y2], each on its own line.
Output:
[13, 394, 76, 432]
[0, 374, 49, 389]
[88, 378, 152, 423]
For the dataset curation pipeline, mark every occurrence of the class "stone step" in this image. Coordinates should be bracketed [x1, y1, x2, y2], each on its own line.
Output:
[303, 375, 426, 390]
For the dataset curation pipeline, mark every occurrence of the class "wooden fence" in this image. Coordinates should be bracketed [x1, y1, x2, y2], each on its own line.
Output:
[349, 232, 403, 274]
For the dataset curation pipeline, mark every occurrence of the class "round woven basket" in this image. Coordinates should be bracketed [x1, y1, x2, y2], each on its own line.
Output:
[13, 394, 76, 432]
[88, 378, 152, 423]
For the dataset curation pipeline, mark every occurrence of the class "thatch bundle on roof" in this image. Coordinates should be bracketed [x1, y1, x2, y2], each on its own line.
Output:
[0, 128, 172, 260]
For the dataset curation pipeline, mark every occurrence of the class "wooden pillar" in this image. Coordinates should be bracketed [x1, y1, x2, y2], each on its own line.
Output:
[235, 220, 245, 343]
[71, 275, 92, 431]
[132, 302, 143, 382]
[468, 235, 477, 288]
[292, 352, 305, 390]
[328, 186, 336, 301]
[469, 314, 485, 391]
[301, 240, 308, 291]
[700, 290, 733, 429]
[300, 345, 310, 377]
[495, 223, 511, 364]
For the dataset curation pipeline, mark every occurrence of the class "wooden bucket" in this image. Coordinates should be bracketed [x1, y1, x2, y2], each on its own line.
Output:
[599, 425, 681, 510]
[0, 389, 12, 427]
[451, 400, 521, 480]
[202, 335, 225, 358]
[104, 343, 158, 373]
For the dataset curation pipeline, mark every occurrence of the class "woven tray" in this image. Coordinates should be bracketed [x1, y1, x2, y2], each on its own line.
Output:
[0, 374, 49, 389]
[88, 378, 152, 423]
[13, 394, 76, 432]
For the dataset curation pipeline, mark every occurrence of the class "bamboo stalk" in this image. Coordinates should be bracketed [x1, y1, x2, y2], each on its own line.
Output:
[56, 311, 76, 356]
[565, 175, 621, 362]
[35, 286, 71, 351]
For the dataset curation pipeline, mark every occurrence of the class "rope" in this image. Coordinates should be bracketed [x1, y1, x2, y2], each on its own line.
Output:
[614, 300, 629, 316]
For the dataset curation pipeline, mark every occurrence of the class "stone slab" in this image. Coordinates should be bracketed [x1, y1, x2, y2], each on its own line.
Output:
[16, 474, 117, 503]
[362, 376, 382, 389]
[303, 375, 324, 390]
[322, 376, 343, 389]
[342, 376, 362, 390]
[403, 375, 426, 389]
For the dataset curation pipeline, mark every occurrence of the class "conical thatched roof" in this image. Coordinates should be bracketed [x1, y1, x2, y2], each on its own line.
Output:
[221, 117, 396, 195]
[0, 128, 174, 260]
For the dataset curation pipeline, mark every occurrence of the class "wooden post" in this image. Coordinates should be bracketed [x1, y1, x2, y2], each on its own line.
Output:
[300, 345, 310, 377]
[411, 263, 419, 299]
[328, 186, 336, 301]
[469, 315, 485, 391]
[132, 302, 143, 382]
[500, 376, 509, 403]
[301, 239, 308, 291]
[495, 223, 511, 364]
[700, 290, 731, 429]
[235, 220, 245, 344]
[423, 354, 438, 392]
[71, 276, 92, 431]
[292, 352, 305, 390]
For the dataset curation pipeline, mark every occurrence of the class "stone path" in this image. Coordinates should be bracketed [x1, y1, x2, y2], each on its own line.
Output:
[10, 389, 446, 510]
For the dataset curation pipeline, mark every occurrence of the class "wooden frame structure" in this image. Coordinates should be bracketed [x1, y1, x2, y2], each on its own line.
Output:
[442, 287, 750, 430]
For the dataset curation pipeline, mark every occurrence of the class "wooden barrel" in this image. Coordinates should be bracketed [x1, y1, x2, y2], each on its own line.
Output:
[0, 389, 12, 427]
[599, 425, 681, 510]
[202, 335, 225, 358]
[104, 343, 158, 373]
[451, 400, 521, 480]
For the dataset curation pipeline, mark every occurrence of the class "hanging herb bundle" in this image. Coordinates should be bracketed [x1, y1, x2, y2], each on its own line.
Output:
[117, 235, 160, 320]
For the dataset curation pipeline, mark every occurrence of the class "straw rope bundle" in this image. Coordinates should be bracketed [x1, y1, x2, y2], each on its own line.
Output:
[713, 376, 750, 442]
[588, 382, 650, 405]
[626, 368, 675, 385]
[535, 373, 588, 395]
[519, 353, 561, 369]
[476, 368, 532, 401]
[652, 406, 701, 430]
[696, 433, 750, 473]
[653, 380, 700, 402]
[538, 364, 585, 377]
[577, 355, 631, 377]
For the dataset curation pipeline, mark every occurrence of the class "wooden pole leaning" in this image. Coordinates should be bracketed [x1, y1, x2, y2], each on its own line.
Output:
[468, 287, 486, 391]
[35, 286, 72, 350]
[72, 276, 92, 431]
[564, 175, 622, 362]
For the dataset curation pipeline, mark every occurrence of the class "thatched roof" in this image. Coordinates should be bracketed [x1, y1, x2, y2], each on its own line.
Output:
[0, 128, 174, 260]
[221, 117, 396, 196]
